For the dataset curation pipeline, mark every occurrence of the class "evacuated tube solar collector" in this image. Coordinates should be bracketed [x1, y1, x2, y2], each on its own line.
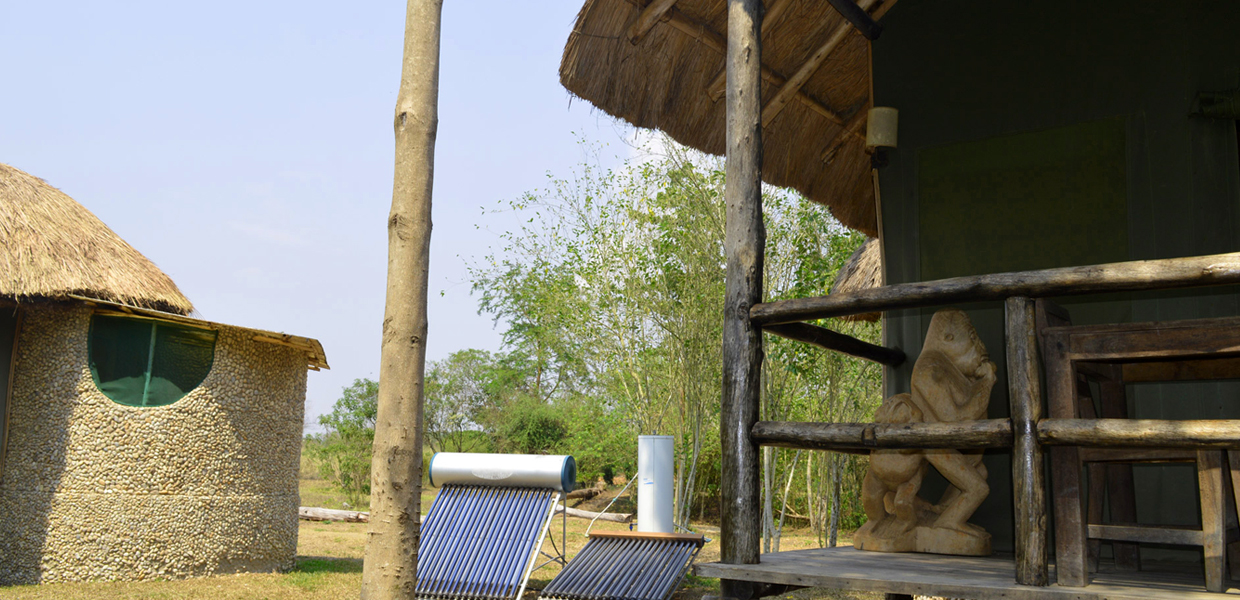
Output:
[417, 453, 575, 600]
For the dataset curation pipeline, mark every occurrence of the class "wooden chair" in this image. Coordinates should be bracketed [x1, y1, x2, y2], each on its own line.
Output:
[1035, 299, 1240, 592]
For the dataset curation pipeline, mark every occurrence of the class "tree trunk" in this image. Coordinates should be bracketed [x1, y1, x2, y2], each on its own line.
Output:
[361, 0, 442, 597]
[762, 445, 774, 553]
[828, 454, 842, 548]
[773, 449, 801, 553]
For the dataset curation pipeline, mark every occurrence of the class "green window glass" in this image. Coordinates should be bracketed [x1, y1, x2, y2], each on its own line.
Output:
[89, 315, 216, 407]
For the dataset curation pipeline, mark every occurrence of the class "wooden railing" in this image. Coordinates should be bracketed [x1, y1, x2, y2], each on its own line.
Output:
[746, 251, 1240, 587]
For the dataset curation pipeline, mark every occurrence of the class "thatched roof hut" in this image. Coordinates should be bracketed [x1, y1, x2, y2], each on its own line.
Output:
[830, 237, 880, 322]
[0, 162, 193, 315]
[0, 162, 326, 584]
[560, 0, 894, 235]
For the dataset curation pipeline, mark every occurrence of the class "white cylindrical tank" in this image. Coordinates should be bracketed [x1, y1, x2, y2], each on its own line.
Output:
[429, 453, 577, 492]
[637, 435, 674, 533]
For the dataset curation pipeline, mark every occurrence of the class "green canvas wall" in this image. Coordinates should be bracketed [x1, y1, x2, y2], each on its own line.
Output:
[0, 310, 15, 478]
[919, 118, 1129, 280]
[873, 0, 1240, 556]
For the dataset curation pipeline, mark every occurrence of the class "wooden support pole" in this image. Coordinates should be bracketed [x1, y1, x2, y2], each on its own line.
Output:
[627, 0, 679, 44]
[763, 322, 904, 366]
[1045, 331, 1088, 588]
[1038, 419, 1240, 448]
[1099, 375, 1140, 571]
[760, 0, 877, 127]
[1198, 450, 1228, 592]
[705, 0, 794, 101]
[752, 419, 1012, 451]
[751, 251, 1240, 325]
[720, 0, 764, 597]
[361, 0, 441, 597]
[1005, 297, 1048, 586]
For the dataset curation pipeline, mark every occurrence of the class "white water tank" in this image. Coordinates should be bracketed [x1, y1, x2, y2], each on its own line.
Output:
[429, 452, 577, 492]
[637, 435, 674, 533]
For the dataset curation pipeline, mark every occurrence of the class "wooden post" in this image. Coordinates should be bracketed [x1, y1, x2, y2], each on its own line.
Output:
[1044, 330, 1088, 587]
[720, 0, 764, 598]
[361, 0, 441, 597]
[1005, 297, 1048, 586]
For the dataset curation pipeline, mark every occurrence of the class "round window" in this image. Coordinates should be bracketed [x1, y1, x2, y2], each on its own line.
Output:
[89, 314, 217, 407]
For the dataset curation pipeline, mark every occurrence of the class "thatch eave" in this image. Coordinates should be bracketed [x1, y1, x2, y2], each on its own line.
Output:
[70, 295, 329, 371]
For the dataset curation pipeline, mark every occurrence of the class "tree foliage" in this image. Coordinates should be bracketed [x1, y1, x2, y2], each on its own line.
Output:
[468, 137, 882, 536]
[309, 137, 882, 538]
[307, 378, 379, 505]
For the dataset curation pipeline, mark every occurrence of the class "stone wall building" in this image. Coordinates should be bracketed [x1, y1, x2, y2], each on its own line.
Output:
[0, 162, 328, 584]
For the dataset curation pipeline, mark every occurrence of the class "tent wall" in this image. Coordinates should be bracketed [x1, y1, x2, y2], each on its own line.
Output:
[874, 0, 1240, 555]
[0, 309, 16, 481]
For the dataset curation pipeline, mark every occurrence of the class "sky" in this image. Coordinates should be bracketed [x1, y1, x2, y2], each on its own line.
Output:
[0, 1, 642, 426]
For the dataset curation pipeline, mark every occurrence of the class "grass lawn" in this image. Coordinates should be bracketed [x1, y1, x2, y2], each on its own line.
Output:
[0, 478, 874, 600]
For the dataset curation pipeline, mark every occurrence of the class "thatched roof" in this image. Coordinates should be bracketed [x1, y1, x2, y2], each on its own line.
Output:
[830, 237, 880, 321]
[561, 0, 892, 235]
[0, 163, 194, 315]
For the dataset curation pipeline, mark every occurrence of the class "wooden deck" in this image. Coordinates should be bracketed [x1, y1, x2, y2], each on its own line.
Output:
[695, 546, 1240, 600]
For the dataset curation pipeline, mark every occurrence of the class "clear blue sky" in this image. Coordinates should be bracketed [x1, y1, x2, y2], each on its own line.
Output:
[0, 1, 636, 424]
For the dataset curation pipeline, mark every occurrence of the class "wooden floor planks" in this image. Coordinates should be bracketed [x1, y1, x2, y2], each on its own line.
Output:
[695, 546, 1240, 600]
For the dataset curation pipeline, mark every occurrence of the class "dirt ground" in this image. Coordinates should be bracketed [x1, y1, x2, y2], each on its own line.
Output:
[0, 483, 876, 600]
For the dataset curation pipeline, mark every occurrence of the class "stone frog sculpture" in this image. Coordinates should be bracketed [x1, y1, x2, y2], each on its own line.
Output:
[854, 309, 996, 556]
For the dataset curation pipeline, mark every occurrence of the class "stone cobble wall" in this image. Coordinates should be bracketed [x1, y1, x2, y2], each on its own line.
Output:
[0, 305, 307, 584]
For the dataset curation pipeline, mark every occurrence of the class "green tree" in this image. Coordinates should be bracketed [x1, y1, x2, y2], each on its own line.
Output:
[470, 136, 881, 530]
[308, 378, 378, 505]
[425, 349, 499, 453]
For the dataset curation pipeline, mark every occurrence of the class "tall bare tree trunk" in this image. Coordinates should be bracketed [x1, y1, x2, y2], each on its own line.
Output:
[361, 0, 442, 597]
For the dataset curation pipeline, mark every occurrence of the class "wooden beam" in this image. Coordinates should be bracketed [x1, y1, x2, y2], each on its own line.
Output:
[750, 251, 1240, 325]
[627, 0, 679, 44]
[752, 419, 1013, 451]
[821, 106, 868, 164]
[1087, 524, 1202, 546]
[764, 322, 905, 366]
[1005, 297, 1048, 586]
[826, 0, 883, 39]
[762, 0, 897, 128]
[761, 0, 877, 127]
[1038, 419, 1240, 449]
[719, 1, 764, 599]
[705, 0, 796, 100]
[647, 0, 861, 137]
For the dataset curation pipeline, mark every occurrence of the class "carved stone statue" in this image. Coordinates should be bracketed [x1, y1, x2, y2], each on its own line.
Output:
[854, 309, 996, 556]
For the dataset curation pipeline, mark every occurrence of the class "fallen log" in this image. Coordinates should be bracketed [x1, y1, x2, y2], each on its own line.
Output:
[555, 504, 633, 523]
[567, 487, 602, 500]
[299, 506, 371, 523]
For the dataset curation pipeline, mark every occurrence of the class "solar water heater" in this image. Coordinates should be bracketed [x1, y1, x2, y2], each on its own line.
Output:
[416, 453, 575, 600]
[540, 531, 705, 600]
